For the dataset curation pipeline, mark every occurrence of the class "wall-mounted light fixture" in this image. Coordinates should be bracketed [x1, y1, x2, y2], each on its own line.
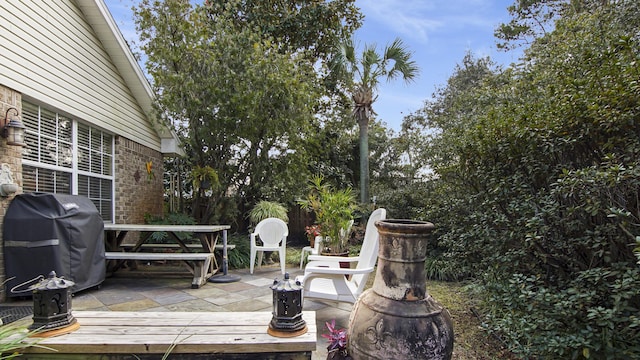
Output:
[2, 107, 26, 147]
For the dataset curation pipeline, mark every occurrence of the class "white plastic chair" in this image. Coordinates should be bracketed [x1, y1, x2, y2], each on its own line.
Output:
[250, 218, 288, 274]
[297, 208, 386, 304]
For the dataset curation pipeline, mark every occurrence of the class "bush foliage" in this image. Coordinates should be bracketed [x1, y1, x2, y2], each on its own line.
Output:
[408, 2, 640, 358]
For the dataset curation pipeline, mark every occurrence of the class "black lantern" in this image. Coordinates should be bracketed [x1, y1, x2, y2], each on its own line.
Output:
[27, 271, 79, 336]
[268, 272, 307, 337]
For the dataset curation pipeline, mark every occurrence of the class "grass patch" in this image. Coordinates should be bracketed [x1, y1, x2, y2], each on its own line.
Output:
[361, 271, 515, 359]
[425, 281, 516, 359]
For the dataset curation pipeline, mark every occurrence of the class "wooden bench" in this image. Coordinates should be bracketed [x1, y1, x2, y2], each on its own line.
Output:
[104, 252, 215, 288]
[121, 243, 236, 251]
[17, 311, 316, 360]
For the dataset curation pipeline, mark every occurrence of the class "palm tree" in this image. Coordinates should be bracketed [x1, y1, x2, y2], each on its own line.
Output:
[330, 37, 418, 203]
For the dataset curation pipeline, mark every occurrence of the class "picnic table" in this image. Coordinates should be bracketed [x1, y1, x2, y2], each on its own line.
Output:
[16, 310, 317, 359]
[103, 224, 231, 288]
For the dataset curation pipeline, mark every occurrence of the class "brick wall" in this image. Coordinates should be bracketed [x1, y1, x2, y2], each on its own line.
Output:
[0, 85, 24, 299]
[114, 136, 164, 224]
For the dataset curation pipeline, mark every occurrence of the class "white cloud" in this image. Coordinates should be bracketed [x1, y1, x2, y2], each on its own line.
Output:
[358, 0, 504, 44]
[359, 0, 441, 43]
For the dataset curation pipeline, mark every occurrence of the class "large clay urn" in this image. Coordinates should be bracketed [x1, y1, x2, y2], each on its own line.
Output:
[348, 219, 454, 359]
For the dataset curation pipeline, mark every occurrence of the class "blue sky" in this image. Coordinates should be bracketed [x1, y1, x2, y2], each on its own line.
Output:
[107, 0, 522, 131]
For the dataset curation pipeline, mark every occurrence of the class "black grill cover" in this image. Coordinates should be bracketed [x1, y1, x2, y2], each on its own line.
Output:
[4, 193, 105, 297]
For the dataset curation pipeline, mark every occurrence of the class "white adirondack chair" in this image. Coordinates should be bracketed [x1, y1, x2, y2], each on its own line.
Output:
[297, 208, 386, 304]
[250, 218, 288, 274]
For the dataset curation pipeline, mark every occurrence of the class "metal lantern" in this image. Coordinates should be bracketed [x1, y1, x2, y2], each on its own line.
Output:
[268, 272, 307, 337]
[2, 108, 26, 147]
[27, 271, 79, 335]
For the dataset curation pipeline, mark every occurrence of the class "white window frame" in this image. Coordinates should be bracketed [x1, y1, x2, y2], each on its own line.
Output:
[21, 101, 115, 221]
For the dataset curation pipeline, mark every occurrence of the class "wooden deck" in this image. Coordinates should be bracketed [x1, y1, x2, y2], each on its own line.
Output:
[18, 311, 316, 359]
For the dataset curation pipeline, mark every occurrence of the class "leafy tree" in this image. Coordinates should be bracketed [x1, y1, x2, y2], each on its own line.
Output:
[303, 94, 359, 188]
[199, 1, 366, 200]
[135, 0, 318, 225]
[495, 0, 618, 50]
[397, 52, 503, 279]
[329, 38, 419, 203]
[204, 0, 362, 62]
[408, 52, 500, 174]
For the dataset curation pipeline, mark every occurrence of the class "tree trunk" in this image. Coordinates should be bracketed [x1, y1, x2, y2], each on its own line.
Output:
[358, 118, 369, 204]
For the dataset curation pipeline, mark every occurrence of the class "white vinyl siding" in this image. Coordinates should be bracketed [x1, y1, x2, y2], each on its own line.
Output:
[0, 0, 161, 151]
[22, 101, 114, 221]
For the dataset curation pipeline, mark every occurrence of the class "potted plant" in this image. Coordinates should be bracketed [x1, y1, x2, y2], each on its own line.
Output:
[304, 224, 321, 248]
[298, 176, 355, 255]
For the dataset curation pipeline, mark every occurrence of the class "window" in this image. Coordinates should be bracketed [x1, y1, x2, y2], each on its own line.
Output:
[22, 101, 114, 221]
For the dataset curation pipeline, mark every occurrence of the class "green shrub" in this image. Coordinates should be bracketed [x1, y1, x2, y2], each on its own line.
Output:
[414, 3, 640, 358]
[424, 256, 466, 282]
[248, 201, 289, 225]
[478, 267, 640, 359]
[227, 233, 250, 269]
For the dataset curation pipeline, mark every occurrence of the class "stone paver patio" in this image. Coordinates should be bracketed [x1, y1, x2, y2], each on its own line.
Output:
[5, 264, 351, 359]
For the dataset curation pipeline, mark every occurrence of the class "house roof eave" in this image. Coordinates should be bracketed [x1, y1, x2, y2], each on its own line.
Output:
[76, 0, 184, 157]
